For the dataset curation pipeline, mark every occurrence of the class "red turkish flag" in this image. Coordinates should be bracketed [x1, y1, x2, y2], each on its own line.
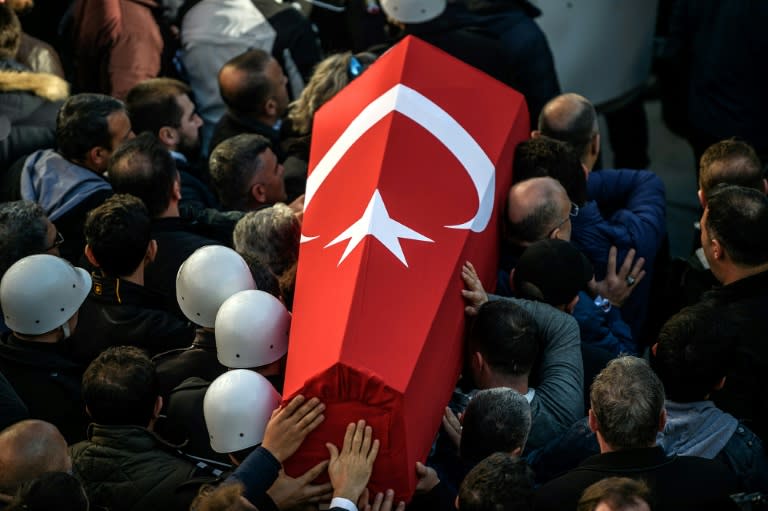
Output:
[282, 36, 529, 501]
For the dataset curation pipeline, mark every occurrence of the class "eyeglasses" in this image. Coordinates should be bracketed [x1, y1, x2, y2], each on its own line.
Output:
[46, 230, 64, 252]
[547, 202, 579, 238]
[348, 55, 363, 80]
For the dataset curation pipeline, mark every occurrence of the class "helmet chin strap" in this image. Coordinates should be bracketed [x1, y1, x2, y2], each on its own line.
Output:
[60, 322, 71, 339]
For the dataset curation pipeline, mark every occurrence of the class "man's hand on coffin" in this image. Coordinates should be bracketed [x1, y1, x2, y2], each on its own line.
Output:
[441, 407, 463, 449]
[262, 395, 326, 462]
[588, 246, 646, 306]
[461, 261, 488, 316]
[326, 420, 381, 502]
[357, 488, 406, 511]
[414, 462, 440, 494]
[266, 460, 333, 509]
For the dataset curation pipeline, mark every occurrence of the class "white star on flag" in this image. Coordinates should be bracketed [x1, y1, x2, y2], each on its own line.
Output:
[325, 189, 433, 267]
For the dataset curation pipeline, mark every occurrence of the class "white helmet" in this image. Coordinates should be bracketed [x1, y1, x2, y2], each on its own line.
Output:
[380, 0, 446, 23]
[0, 255, 91, 336]
[215, 290, 290, 368]
[176, 246, 256, 328]
[203, 369, 280, 453]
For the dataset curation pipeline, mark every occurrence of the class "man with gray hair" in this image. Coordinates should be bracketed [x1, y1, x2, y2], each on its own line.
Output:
[535, 356, 738, 511]
[233, 203, 300, 277]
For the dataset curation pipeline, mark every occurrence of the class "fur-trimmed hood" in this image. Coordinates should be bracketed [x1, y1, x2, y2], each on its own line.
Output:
[0, 69, 69, 101]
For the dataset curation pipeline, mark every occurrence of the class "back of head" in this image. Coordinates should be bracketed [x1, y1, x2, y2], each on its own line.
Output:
[470, 301, 538, 378]
[287, 51, 376, 135]
[651, 302, 732, 403]
[505, 177, 570, 245]
[513, 239, 593, 307]
[537, 93, 598, 164]
[0, 420, 70, 494]
[126, 78, 191, 136]
[6, 472, 88, 511]
[176, 246, 256, 328]
[203, 370, 280, 454]
[108, 132, 178, 217]
[233, 204, 300, 276]
[590, 356, 665, 450]
[219, 49, 272, 114]
[699, 139, 764, 200]
[513, 137, 587, 206]
[577, 477, 652, 511]
[458, 453, 534, 511]
[84, 194, 151, 278]
[56, 93, 124, 162]
[0, 255, 90, 336]
[0, 4, 21, 61]
[705, 184, 768, 267]
[214, 290, 290, 369]
[0, 201, 48, 278]
[82, 346, 158, 427]
[460, 388, 532, 465]
[209, 133, 271, 211]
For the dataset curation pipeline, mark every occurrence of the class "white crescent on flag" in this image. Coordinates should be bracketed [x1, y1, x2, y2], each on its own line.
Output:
[303, 83, 495, 234]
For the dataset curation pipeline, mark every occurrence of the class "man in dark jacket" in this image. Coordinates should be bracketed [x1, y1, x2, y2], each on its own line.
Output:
[71, 346, 221, 511]
[0, 4, 66, 176]
[73, 194, 195, 364]
[0, 254, 91, 443]
[534, 356, 738, 511]
[16, 93, 134, 262]
[107, 133, 219, 306]
[697, 185, 768, 444]
[532, 96, 667, 339]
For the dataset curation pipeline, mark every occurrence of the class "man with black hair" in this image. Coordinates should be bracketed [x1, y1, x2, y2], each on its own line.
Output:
[72, 194, 195, 363]
[71, 346, 221, 511]
[108, 132, 219, 305]
[534, 356, 738, 511]
[459, 388, 531, 466]
[460, 291, 583, 453]
[458, 453, 534, 511]
[512, 137, 588, 207]
[16, 93, 134, 262]
[532, 94, 666, 341]
[209, 133, 291, 212]
[697, 184, 768, 443]
[210, 49, 289, 155]
[651, 302, 768, 491]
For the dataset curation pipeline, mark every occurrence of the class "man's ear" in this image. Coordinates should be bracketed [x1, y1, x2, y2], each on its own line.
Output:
[455, 496, 460, 510]
[588, 409, 599, 433]
[697, 189, 706, 208]
[251, 182, 267, 204]
[510, 446, 523, 458]
[763, 179, 768, 195]
[710, 238, 725, 261]
[145, 239, 158, 264]
[87, 146, 110, 170]
[172, 176, 182, 201]
[85, 404, 92, 418]
[713, 376, 726, 392]
[651, 342, 659, 357]
[264, 97, 278, 118]
[530, 130, 541, 139]
[508, 268, 516, 293]
[658, 407, 667, 432]
[158, 126, 177, 148]
[84, 244, 100, 268]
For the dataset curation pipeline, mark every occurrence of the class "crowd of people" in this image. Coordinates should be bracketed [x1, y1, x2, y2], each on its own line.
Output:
[0, 0, 766, 509]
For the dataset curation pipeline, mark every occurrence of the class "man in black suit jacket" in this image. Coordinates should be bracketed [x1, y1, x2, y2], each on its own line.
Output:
[534, 356, 738, 511]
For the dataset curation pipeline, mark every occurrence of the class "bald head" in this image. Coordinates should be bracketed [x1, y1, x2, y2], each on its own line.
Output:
[506, 177, 572, 245]
[537, 93, 600, 169]
[0, 420, 71, 493]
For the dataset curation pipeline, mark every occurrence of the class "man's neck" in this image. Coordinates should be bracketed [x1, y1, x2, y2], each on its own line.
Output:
[717, 261, 768, 286]
[480, 373, 529, 395]
[156, 202, 180, 219]
[115, 266, 145, 287]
